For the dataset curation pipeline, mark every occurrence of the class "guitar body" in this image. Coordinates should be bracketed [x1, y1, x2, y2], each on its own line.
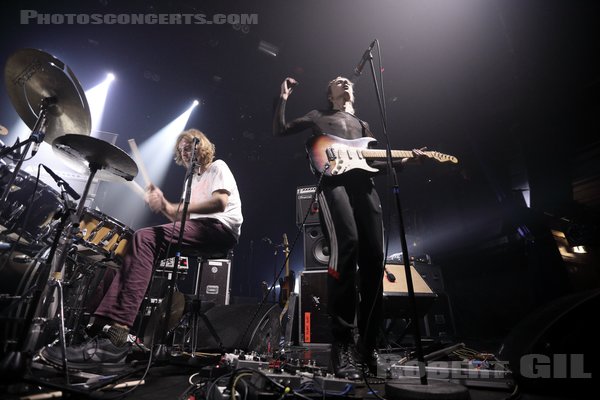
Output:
[306, 133, 458, 177]
[279, 270, 295, 308]
[306, 134, 379, 176]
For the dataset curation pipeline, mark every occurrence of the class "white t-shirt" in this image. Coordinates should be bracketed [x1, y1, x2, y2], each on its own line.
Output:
[189, 159, 243, 240]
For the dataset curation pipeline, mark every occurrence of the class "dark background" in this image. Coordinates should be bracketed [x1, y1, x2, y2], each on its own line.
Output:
[1, 0, 599, 346]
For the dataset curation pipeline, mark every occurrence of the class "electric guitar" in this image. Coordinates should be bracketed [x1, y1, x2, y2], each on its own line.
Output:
[305, 134, 458, 176]
[278, 233, 294, 308]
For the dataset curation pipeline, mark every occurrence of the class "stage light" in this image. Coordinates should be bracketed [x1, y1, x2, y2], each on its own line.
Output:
[572, 246, 587, 254]
[86, 73, 116, 133]
[89, 101, 199, 230]
[258, 40, 279, 57]
[135, 101, 199, 189]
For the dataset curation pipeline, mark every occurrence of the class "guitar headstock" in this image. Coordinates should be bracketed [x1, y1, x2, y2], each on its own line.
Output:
[429, 151, 459, 164]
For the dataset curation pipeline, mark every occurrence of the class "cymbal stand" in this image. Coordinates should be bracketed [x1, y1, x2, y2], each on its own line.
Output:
[0, 173, 79, 381]
[0, 97, 53, 205]
[45, 164, 100, 377]
[14, 164, 99, 382]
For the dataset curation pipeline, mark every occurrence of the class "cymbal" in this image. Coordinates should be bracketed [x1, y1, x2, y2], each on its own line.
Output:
[52, 134, 138, 182]
[4, 48, 91, 144]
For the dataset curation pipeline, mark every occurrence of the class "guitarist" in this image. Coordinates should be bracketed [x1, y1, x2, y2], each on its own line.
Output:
[274, 76, 424, 379]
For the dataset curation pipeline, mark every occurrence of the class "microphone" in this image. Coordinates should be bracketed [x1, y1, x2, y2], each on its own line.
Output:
[31, 142, 41, 157]
[353, 39, 377, 77]
[384, 267, 396, 283]
[189, 137, 200, 173]
[42, 165, 81, 200]
[31, 129, 46, 157]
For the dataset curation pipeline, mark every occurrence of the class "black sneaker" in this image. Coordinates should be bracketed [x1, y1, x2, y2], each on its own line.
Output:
[330, 341, 361, 380]
[39, 336, 131, 371]
[360, 348, 379, 376]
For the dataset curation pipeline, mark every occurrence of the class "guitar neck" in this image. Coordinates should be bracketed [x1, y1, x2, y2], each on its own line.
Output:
[362, 149, 415, 160]
[283, 234, 290, 275]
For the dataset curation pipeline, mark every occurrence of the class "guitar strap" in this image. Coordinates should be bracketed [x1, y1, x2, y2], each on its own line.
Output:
[343, 110, 375, 138]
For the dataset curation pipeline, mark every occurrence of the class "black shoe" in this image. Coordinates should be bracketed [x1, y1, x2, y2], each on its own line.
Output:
[361, 348, 379, 376]
[39, 336, 131, 371]
[331, 341, 361, 380]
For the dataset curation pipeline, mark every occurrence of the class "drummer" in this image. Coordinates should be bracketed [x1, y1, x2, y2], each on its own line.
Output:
[40, 129, 243, 370]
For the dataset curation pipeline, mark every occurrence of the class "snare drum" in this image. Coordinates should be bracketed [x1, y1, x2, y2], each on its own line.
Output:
[0, 166, 63, 244]
[76, 208, 133, 268]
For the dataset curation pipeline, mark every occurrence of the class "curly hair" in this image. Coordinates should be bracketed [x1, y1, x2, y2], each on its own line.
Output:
[173, 129, 215, 170]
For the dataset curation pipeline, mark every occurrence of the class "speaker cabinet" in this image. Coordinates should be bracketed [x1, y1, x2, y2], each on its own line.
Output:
[194, 303, 283, 353]
[299, 270, 333, 344]
[303, 224, 329, 270]
[422, 293, 456, 339]
[383, 264, 437, 319]
[498, 289, 600, 396]
[383, 263, 456, 339]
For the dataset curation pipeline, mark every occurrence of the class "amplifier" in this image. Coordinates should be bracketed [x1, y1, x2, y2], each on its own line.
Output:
[150, 258, 231, 306]
[296, 185, 320, 226]
[383, 264, 437, 319]
[156, 256, 190, 275]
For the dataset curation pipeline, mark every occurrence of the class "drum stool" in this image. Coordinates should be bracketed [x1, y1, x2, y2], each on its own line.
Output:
[162, 247, 233, 355]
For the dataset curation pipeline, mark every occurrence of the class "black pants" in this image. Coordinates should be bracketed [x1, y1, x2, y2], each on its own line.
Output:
[318, 175, 384, 349]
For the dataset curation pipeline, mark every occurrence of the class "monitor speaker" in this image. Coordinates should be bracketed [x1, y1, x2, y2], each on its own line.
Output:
[303, 224, 329, 270]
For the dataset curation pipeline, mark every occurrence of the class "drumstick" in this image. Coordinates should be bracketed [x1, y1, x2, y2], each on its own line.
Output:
[128, 139, 152, 187]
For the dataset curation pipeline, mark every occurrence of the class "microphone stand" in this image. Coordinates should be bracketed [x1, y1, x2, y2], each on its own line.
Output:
[363, 42, 428, 384]
[0, 97, 52, 206]
[154, 142, 197, 359]
[363, 42, 468, 399]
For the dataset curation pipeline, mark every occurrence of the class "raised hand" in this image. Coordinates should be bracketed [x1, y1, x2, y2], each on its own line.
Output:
[280, 77, 298, 100]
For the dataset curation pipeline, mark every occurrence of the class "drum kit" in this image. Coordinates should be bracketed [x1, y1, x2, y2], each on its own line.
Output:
[0, 48, 139, 368]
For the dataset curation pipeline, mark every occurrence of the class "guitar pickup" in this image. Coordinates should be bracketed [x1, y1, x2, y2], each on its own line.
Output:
[326, 148, 335, 161]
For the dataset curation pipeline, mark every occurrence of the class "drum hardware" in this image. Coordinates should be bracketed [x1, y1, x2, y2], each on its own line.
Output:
[83, 219, 106, 242]
[0, 48, 92, 381]
[2, 49, 138, 392]
[75, 207, 134, 269]
[0, 165, 64, 246]
[41, 134, 136, 359]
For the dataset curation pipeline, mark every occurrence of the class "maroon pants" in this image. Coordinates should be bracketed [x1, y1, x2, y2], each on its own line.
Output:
[93, 218, 235, 327]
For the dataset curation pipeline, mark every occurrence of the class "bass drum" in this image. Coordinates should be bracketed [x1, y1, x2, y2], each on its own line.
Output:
[0, 245, 104, 355]
[0, 246, 51, 355]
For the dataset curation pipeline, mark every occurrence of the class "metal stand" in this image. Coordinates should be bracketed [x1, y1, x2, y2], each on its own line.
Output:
[0, 98, 51, 205]
[361, 40, 468, 398]
[153, 139, 224, 360]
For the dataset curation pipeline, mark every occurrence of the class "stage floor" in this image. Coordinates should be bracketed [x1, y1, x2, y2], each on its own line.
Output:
[0, 340, 585, 400]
